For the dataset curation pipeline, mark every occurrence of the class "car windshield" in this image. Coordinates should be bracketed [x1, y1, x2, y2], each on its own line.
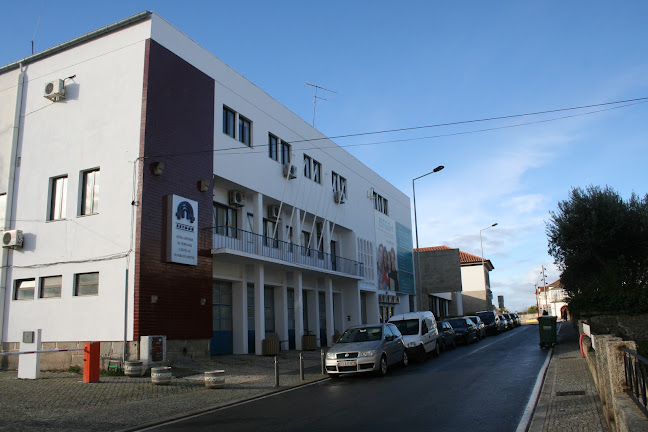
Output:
[391, 319, 419, 336]
[338, 326, 383, 343]
[468, 317, 479, 325]
[476, 313, 494, 324]
[448, 318, 466, 328]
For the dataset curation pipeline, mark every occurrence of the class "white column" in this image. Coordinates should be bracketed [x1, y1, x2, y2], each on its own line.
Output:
[252, 192, 263, 253]
[232, 281, 247, 354]
[366, 291, 380, 323]
[254, 263, 265, 355]
[342, 286, 362, 328]
[324, 278, 334, 347]
[293, 271, 304, 350]
[306, 289, 318, 338]
[334, 292, 343, 336]
[275, 275, 289, 351]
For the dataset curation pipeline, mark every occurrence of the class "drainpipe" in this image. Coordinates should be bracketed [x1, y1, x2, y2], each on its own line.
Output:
[0, 64, 26, 344]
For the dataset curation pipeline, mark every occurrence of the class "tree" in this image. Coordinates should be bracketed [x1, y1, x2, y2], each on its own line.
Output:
[546, 185, 648, 315]
[527, 305, 538, 314]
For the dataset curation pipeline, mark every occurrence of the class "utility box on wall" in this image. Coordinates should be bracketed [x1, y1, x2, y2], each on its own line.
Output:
[140, 335, 166, 365]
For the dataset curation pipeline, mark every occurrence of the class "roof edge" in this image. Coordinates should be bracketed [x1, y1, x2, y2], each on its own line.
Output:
[0, 11, 152, 74]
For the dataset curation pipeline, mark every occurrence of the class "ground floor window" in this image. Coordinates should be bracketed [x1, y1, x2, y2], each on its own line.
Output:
[75, 272, 98, 296]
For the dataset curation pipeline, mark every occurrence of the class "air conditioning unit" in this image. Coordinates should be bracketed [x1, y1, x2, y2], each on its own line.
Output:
[44, 79, 66, 102]
[334, 191, 346, 204]
[283, 163, 297, 179]
[228, 190, 246, 207]
[2, 230, 24, 248]
[267, 205, 280, 220]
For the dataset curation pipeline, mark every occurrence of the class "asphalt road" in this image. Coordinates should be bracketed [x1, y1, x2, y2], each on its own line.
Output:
[144, 325, 549, 432]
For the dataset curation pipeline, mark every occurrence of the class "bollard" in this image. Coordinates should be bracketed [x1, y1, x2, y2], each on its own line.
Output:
[299, 352, 305, 380]
[83, 342, 100, 383]
[274, 356, 280, 387]
[321, 349, 325, 375]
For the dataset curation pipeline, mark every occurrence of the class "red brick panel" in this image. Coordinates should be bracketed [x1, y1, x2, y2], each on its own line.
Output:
[135, 39, 214, 340]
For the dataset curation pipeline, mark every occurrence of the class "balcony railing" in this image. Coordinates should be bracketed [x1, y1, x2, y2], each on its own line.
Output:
[212, 226, 364, 278]
[622, 347, 648, 418]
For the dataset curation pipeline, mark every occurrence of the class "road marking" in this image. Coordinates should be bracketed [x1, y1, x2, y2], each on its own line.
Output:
[515, 327, 555, 432]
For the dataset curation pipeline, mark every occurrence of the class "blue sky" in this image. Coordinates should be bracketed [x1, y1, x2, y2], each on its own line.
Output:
[3, 1, 647, 312]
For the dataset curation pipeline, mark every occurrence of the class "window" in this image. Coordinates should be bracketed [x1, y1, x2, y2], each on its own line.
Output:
[223, 106, 235, 138]
[214, 203, 238, 238]
[304, 155, 312, 179]
[332, 172, 347, 199]
[263, 219, 278, 248]
[14, 279, 35, 300]
[81, 169, 99, 215]
[40, 276, 62, 298]
[301, 230, 311, 256]
[303, 155, 321, 183]
[280, 141, 291, 164]
[269, 134, 278, 161]
[373, 192, 389, 215]
[49, 175, 68, 220]
[75, 272, 99, 296]
[238, 115, 251, 146]
[357, 238, 375, 282]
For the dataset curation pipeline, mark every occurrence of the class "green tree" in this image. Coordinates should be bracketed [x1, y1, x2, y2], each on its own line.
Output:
[527, 305, 538, 314]
[546, 185, 648, 315]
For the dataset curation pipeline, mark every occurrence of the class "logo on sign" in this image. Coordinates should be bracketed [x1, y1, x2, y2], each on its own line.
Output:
[175, 201, 195, 232]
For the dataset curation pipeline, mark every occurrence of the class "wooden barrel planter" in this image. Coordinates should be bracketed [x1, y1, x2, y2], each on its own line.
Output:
[151, 366, 172, 385]
[204, 370, 225, 389]
[124, 361, 146, 377]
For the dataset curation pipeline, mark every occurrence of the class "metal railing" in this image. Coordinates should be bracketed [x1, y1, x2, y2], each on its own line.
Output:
[622, 347, 648, 418]
[212, 226, 364, 277]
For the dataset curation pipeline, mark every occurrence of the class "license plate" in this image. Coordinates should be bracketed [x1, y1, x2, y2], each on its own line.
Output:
[338, 360, 357, 367]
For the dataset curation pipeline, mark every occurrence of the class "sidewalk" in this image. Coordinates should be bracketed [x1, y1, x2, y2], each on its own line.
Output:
[528, 321, 609, 432]
[0, 350, 326, 431]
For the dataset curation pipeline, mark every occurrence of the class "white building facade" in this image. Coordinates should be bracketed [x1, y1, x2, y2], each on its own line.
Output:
[0, 12, 416, 364]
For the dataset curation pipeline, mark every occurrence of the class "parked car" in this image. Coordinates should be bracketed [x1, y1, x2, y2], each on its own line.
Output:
[325, 323, 407, 378]
[467, 315, 486, 339]
[447, 317, 479, 344]
[498, 314, 511, 331]
[512, 313, 521, 326]
[438, 320, 457, 351]
[475, 311, 502, 335]
[389, 311, 440, 361]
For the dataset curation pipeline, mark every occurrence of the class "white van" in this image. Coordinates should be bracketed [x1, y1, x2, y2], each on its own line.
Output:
[389, 311, 440, 361]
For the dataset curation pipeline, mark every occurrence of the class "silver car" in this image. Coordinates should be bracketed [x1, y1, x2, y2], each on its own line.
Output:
[325, 323, 408, 377]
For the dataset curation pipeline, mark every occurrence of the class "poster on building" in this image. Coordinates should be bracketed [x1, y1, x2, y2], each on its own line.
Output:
[375, 213, 398, 291]
[395, 222, 415, 295]
[166, 195, 198, 266]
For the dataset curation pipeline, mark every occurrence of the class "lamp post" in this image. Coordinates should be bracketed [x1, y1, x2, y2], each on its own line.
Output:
[412, 165, 444, 313]
[479, 223, 497, 310]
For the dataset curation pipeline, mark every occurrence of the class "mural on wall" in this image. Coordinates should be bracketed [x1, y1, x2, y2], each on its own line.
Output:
[375, 213, 399, 291]
[395, 222, 415, 295]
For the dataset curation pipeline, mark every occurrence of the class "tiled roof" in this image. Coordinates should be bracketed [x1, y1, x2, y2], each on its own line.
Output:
[415, 245, 493, 268]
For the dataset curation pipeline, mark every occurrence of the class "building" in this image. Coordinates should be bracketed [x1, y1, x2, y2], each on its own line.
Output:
[414, 246, 463, 318]
[0, 11, 416, 367]
[536, 280, 568, 318]
[414, 245, 494, 317]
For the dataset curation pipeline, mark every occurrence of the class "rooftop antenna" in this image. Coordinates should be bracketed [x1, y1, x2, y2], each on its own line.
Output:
[31, 0, 48, 55]
[306, 82, 337, 128]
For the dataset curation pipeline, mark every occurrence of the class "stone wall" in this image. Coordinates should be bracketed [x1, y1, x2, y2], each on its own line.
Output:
[584, 313, 648, 342]
[579, 322, 648, 431]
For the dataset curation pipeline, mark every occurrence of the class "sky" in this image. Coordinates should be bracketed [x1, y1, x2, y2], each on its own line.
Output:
[2, 1, 647, 313]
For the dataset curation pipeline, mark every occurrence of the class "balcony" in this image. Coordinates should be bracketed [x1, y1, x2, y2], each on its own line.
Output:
[211, 226, 364, 278]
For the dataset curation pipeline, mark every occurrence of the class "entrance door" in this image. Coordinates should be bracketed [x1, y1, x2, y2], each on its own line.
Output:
[211, 281, 233, 355]
[288, 289, 295, 349]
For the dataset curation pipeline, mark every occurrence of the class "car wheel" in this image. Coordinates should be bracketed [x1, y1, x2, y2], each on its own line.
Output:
[402, 350, 409, 367]
[440, 340, 446, 352]
[377, 355, 388, 377]
[434, 341, 441, 357]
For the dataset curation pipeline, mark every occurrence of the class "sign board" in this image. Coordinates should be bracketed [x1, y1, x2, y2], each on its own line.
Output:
[166, 195, 198, 265]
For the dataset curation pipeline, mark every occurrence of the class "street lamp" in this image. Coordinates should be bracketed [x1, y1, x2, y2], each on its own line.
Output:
[412, 165, 444, 313]
[479, 223, 497, 310]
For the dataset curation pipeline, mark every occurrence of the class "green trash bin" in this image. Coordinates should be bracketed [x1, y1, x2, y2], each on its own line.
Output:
[538, 315, 557, 349]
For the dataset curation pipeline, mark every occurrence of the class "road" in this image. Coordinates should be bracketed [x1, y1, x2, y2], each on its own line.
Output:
[143, 325, 549, 432]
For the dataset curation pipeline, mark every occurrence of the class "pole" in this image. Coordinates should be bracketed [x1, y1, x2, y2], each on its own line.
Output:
[480, 223, 498, 310]
[321, 349, 325, 375]
[541, 266, 549, 315]
[299, 352, 305, 380]
[412, 166, 444, 314]
[274, 356, 279, 387]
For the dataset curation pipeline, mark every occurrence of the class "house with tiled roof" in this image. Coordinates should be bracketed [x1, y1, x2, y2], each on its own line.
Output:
[536, 279, 568, 317]
[414, 245, 495, 317]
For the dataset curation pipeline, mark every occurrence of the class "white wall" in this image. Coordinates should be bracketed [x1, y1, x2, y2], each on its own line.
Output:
[1, 20, 152, 342]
